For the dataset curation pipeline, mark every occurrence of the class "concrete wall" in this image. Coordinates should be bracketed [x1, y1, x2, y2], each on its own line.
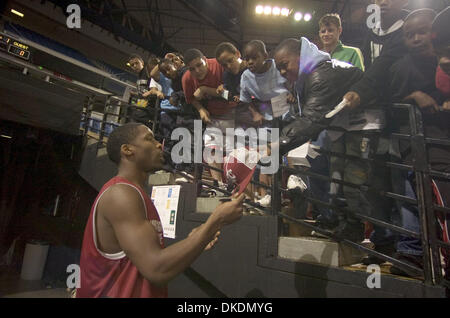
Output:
[166, 184, 446, 298]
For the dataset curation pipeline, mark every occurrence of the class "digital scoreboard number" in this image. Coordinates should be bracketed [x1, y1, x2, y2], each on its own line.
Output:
[0, 34, 31, 60]
[0, 34, 10, 51]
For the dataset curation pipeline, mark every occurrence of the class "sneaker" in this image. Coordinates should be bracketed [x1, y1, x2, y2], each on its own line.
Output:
[199, 189, 216, 197]
[361, 244, 395, 266]
[245, 207, 264, 216]
[212, 180, 227, 197]
[256, 194, 271, 207]
[287, 175, 307, 192]
[175, 177, 188, 183]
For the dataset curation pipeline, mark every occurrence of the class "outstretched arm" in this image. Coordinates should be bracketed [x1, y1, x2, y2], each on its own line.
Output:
[279, 79, 335, 154]
[99, 185, 245, 286]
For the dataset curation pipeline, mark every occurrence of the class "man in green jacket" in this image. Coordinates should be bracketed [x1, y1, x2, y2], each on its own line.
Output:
[319, 13, 365, 71]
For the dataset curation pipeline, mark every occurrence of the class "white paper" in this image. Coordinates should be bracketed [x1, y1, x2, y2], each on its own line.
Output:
[151, 185, 181, 239]
[271, 92, 291, 118]
[325, 98, 348, 118]
[330, 109, 386, 131]
[221, 89, 229, 101]
[286, 142, 321, 168]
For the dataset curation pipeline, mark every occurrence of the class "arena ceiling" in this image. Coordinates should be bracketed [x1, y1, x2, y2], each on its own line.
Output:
[3, 0, 448, 70]
[104, 0, 447, 55]
[107, 0, 373, 55]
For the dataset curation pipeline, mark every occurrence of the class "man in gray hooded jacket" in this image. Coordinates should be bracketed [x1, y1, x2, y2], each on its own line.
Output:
[274, 38, 362, 153]
[274, 37, 393, 246]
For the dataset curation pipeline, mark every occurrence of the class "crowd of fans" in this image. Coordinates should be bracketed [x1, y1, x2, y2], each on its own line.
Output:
[123, 1, 450, 278]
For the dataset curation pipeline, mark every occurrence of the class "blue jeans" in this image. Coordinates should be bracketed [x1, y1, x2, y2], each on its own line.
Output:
[392, 170, 423, 256]
[309, 130, 335, 222]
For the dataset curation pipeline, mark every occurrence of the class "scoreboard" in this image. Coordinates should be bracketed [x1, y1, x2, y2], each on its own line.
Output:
[0, 34, 31, 60]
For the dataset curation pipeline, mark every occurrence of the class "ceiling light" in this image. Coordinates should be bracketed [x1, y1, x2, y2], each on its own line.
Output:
[281, 8, 290, 16]
[255, 5, 264, 15]
[11, 9, 24, 18]
[272, 7, 281, 16]
[294, 12, 303, 21]
[304, 13, 312, 22]
[1, 134, 13, 139]
[264, 6, 272, 15]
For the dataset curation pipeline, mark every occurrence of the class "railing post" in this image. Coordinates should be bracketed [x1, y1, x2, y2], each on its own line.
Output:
[408, 104, 443, 285]
[271, 118, 282, 217]
[272, 165, 282, 217]
[194, 163, 203, 197]
[152, 97, 160, 133]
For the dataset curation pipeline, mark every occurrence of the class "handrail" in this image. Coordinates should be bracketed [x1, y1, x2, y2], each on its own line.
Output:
[85, 98, 449, 289]
[0, 51, 113, 96]
[275, 103, 449, 287]
[1, 31, 136, 90]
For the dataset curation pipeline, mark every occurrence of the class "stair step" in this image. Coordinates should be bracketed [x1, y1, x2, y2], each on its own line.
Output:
[278, 236, 367, 267]
[196, 197, 230, 214]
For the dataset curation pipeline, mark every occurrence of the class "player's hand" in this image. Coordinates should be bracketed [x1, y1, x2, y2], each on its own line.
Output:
[442, 99, 450, 111]
[233, 96, 240, 103]
[287, 93, 297, 104]
[343, 91, 361, 109]
[198, 108, 211, 124]
[216, 84, 225, 95]
[403, 91, 439, 113]
[211, 192, 245, 226]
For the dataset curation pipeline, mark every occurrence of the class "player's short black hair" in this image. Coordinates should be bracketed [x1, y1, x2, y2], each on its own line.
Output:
[184, 49, 205, 65]
[274, 38, 302, 56]
[215, 42, 239, 59]
[244, 40, 268, 55]
[106, 123, 143, 165]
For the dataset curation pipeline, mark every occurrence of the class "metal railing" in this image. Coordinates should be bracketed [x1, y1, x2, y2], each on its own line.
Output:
[84, 98, 449, 290]
[270, 104, 449, 287]
[161, 103, 449, 289]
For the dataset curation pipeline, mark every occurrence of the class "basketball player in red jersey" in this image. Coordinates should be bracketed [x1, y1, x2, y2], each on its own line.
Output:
[77, 123, 245, 298]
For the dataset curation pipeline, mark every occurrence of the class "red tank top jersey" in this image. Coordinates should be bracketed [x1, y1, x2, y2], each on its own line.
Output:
[77, 176, 168, 298]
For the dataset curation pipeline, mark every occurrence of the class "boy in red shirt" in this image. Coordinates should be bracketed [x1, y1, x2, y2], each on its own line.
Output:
[182, 49, 236, 186]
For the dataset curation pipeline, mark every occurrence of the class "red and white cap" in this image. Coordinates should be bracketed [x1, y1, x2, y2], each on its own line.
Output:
[223, 148, 260, 195]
